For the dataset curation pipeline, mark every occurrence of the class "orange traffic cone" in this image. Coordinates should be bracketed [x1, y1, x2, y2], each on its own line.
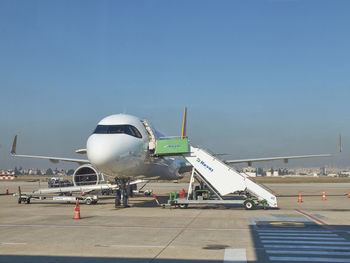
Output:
[73, 199, 81, 219]
[5, 187, 9, 195]
[298, 192, 303, 203]
[348, 191, 350, 198]
[322, 191, 327, 200]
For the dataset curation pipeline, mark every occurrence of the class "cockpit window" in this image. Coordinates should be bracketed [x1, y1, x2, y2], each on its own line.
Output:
[93, 125, 142, 138]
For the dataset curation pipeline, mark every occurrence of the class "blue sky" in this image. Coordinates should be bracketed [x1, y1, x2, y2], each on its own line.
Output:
[1, 0, 349, 169]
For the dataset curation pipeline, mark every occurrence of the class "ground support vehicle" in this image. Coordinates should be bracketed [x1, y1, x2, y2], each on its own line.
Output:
[161, 168, 267, 210]
[17, 193, 98, 205]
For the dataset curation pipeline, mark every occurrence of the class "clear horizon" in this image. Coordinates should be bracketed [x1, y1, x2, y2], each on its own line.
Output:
[1, 0, 349, 169]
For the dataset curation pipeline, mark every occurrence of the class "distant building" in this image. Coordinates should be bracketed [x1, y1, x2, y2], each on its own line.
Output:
[328, 173, 337, 177]
[244, 172, 257, 177]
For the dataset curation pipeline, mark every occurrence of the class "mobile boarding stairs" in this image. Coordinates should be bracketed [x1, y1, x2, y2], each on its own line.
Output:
[154, 138, 277, 210]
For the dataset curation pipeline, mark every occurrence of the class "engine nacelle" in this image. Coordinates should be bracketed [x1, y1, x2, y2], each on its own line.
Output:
[73, 165, 104, 186]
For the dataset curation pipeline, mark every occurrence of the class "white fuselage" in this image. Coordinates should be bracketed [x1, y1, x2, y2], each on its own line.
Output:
[86, 114, 181, 179]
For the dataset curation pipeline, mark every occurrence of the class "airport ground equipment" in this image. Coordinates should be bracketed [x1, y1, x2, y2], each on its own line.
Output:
[48, 177, 73, 188]
[154, 139, 277, 209]
[163, 169, 264, 210]
[20, 183, 118, 195]
[16, 183, 118, 205]
[17, 193, 98, 205]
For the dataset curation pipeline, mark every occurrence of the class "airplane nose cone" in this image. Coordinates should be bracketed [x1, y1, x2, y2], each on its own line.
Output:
[86, 134, 145, 173]
[86, 135, 116, 167]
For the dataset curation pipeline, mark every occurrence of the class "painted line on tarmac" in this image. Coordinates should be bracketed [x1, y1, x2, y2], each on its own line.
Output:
[269, 256, 350, 262]
[0, 242, 27, 245]
[261, 240, 350, 245]
[266, 250, 350, 256]
[223, 248, 246, 263]
[257, 229, 332, 233]
[295, 209, 328, 225]
[249, 217, 309, 225]
[264, 244, 350, 250]
[0, 223, 249, 232]
[258, 232, 338, 236]
[260, 236, 345, 240]
[96, 244, 164, 248]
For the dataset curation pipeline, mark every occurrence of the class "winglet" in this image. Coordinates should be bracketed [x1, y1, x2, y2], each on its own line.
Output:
[181, 107, 187, 139]
[11, 135, 18, 155]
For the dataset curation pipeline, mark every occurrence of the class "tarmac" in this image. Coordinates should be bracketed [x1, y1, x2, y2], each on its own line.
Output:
[1, 181, 350, 263]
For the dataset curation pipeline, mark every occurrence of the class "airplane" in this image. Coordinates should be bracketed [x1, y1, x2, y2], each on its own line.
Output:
[11, 107, 331, 207]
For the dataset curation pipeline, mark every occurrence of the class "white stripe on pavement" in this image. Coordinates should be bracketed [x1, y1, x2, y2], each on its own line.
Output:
[0, 242, 27, 245]
[223, 248, 246, 263]
[266, 250, 350, 256]
[264, 244, 350, 250]
[260, 236, 344, 240]
[257, 230, 332, 233]
[269, 256, 350, 262]
[261, 240, 350, 245]
[258, 233, 338, 237]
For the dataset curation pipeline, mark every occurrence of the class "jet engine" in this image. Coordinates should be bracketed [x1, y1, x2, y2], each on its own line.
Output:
[72, 165, 104, 186]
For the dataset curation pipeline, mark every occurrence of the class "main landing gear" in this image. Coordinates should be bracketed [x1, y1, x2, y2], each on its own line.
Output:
[115, 178, 131, 208]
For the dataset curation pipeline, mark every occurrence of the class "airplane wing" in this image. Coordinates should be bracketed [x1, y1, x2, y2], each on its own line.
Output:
[10, 135, 89, 165]
[224, 154, 331, 166]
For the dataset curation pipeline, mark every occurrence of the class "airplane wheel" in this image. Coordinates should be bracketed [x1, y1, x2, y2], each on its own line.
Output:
[244, 200, 255, 210]
[115, 189, 121, 208]
[115, 197, 121, 207]
[122, 192, 129, 208]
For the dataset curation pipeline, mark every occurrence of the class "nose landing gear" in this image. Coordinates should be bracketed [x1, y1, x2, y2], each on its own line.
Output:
[115, 178, 131, 208]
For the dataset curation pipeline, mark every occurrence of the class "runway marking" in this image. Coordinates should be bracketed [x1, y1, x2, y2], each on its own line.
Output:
[0, 242, 26, 245]
[260, 236, 345, 240]
[258, 232, 338, 236]
[264, 244, 350, 250]
[295, 209, 328, 225]
[0, 223, 248, 232]
[223, 248, 246, 263]
[259, 224, 350, 262]
[96, 244, 164, 248]
[269, 221, 305, 227]
[249, 217, 309, 225]
[261, 240, 350, 245]
[266, 250, 350, 256]
[269, 256, 350, 262]
[257, 230, 332, 233]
